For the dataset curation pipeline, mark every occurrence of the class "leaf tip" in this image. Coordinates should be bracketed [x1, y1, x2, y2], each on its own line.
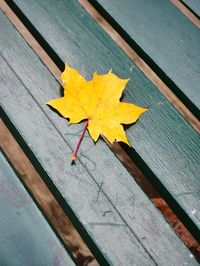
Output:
[143, 107, 148, 113]
[123, 138, 132, 147]
[61, 63, 70, 84]
[64, 62, 69, 69]
[46, 100, 52, 107]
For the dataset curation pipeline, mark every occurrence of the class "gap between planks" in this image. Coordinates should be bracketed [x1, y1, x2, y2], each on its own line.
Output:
[0, 0, 200, 258]
[171, 0, 200, 28]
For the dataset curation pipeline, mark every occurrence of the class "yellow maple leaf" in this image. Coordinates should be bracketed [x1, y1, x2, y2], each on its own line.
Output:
[47, 64, 147, 160]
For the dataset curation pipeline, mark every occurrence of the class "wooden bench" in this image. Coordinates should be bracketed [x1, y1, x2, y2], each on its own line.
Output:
[0, 0, 199, 265]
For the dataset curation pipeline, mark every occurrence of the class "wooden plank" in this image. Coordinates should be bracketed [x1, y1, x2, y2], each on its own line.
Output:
[6, 0, 200, 241]
[0, 10, 197, 266]
[88, 0, 200, 118]
[0, 150, 75, 266]
[181, 0, 200, 17]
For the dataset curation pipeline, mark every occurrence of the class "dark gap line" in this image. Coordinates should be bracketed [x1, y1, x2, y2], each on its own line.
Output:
[109, 142, 200, 261]
[180, 0, 200, 19]
[4, 0, 64, 71]
[120, 143, 200, 244]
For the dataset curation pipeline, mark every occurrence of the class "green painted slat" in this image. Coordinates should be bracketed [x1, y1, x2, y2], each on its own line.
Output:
[7, 0, 200, 240]
[181, 0, 200, 17]
[89, 0, 200, 118]
[0, 11, 197, 266]
[0, 150, 75, 266]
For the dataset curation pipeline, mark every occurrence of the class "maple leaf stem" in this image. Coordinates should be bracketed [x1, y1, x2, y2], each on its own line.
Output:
[71, 119, 89, 164]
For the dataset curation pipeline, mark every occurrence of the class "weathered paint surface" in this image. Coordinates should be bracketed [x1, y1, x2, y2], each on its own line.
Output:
[0, 150, 75, 266]
[0, 8, 199, 265]
[6, 0, 200, 240]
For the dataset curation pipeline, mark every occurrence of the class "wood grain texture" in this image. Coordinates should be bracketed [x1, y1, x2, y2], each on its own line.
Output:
[0, 150, 75, 266]
[0, 121, 98, 266]
[181, 0, 200, 17]
[6, 0, 200, 241]
[0, 11, 198, 265]
[89, 0, 200, 118]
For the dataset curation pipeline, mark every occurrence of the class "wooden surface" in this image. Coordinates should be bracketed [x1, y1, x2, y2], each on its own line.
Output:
[181, 0, 200, 17]
[0, 121, 98, 266]
[0, 150, 75, 266]
[7, 0, 200, 241]
[0, 10, 198, 265]
[89, 0, 200, 118]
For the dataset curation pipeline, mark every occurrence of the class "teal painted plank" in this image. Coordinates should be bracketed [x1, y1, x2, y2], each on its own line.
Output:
[7, 0, 200, 240]
[181, 0, 200, 17]
[0, 11, 198, 266]
[0, 150, 75, 266]
[89, 0, 200, 118]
